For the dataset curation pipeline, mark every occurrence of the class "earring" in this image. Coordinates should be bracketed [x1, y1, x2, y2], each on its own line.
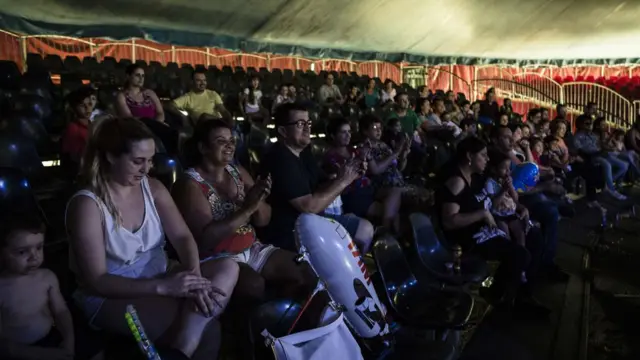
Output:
[468, 161, 472, 166]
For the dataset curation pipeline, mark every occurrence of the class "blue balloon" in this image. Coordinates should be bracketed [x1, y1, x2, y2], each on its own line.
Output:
[512, 162, 539, 192]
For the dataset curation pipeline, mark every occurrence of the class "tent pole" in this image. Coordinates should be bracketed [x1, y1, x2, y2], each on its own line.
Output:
[131, 39, 136, 62]
[19, 36, 27, 72]
[449, 64, 454, 91]
[206, 48, 210, 67]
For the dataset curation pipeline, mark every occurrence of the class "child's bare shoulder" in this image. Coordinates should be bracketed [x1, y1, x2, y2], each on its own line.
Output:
[33, 268, 60, 287]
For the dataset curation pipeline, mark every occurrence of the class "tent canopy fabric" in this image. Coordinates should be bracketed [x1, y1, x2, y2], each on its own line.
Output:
[0, 0, 639, 65]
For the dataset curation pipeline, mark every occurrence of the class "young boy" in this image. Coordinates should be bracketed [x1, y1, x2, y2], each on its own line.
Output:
[0, 216, 75, 360]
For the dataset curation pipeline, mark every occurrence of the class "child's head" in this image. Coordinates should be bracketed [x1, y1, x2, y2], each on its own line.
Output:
[68, 87, 94, 120]
[520, 123, 531, 138]
[487, 150, 512, 179]
[537, 120, 550, 136]
[387, 118, 402, 134]
[279, 84, 289, 96]
[530, 137, 544, 154]
[460, 117, 477, 135]
[544, 135, 559, 151]
[498, 113, 509, 126]
[0, 215, 46, 275]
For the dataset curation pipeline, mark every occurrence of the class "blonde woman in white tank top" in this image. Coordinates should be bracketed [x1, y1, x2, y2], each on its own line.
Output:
[65, 118, 239, 358]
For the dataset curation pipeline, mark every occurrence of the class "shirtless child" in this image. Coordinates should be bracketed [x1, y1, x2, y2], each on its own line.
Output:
[0, 216, 75, 360]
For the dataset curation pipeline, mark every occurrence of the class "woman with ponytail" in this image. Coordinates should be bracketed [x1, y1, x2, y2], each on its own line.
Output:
[66, 117, 238, 359]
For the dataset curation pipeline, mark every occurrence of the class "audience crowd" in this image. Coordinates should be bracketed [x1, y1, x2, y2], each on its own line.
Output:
[3, 65, 640, 360]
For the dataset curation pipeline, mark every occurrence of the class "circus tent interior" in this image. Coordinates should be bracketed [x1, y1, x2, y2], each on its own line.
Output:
[1, 0, 640, 125]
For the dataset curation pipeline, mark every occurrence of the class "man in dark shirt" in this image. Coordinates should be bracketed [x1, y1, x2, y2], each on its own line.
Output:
[490, 126, 567, 281]
[261, 102, 374, 253]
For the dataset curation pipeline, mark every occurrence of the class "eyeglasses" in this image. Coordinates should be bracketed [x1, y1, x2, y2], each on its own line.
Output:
[214, 138, 237, 147]
[287, 120, 313, 129]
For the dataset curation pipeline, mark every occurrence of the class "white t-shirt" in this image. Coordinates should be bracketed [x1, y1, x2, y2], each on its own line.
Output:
[243, 88, 263, 113]
[381, 88, 396, 103]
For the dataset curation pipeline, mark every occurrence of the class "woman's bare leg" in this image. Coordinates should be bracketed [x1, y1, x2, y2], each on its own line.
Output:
[496, 221, 511, 241]
[94, 258, 238, 357]
[260, 249, 317, 301]
[375, 187, 402, 233]
[232, 263, 267, 307]
[508, 219, 527, 248]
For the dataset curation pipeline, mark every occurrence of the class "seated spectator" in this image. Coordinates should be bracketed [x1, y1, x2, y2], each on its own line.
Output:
[610, 129, 640, 178]
[317, 73, 343, 107]
[460, 100, 472, 116]
[343, 83, 362, 108]
[382, 118, 405, 149]
[500, 98, 513, 118]
[172, 119, 315, 306]
[420, 97, 457, 140]
[536, 119, 551, 138]
[484, 151, 529, 250]
[459, 117, 477, 138]
[441, 112, 463, 139]
[439, 137, 546, 315]
[625, 120, 640, 153]
[546, 119, 602, 208]
[491, 126, 565, 279]
[444, 90, 462, 119]
[324, 117, 402, 232]
[272, 84, 293, 113]
[116, 64, 180, 154]
[417, 85, 430, 100]
[380, 80, 396, 106]
[260, 103, 374, 253]
[66, 118, 239, 358]
[595, 119, 639, 179]
[416, 97, 446, 136]
[553, 104, 575, 147]
[83, 85, 112, 125]
[541, 108, 550, 123]
[61, 88, 92, 176]
[471, 101, 481, 121]
[509, 124, 533, 163]
[241, 75, 270, 127]
[498, 112, 510, 126]
[573, 115, 627, 200]
[170, 70, 231, 126]
[0, 215, 76, 360]
[359, 115, 409, 189]
[527, 108, 542, 135]
[529, 137, 544, 166]
[363, 79, 380, 109]
[116, 64, 165, 124]
[584, 102, 598, 120]
[386, 92, 421, 135]
[520, 122, 532, 139]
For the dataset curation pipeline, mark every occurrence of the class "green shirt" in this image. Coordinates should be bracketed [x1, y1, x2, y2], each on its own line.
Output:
[387, 110, 421, 134]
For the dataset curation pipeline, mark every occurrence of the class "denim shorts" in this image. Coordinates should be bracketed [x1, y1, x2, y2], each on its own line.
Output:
[322, 213, 361, 239]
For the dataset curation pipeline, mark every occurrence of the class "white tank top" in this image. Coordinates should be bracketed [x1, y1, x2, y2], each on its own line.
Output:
[66, 177, 167, 277]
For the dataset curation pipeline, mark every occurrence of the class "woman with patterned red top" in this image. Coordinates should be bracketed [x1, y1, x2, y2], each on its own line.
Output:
[172, 119, 316, 305]
[323, 117, 402, 233]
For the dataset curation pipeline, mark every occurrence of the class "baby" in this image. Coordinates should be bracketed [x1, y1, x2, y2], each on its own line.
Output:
[0, 215, 75, 360]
